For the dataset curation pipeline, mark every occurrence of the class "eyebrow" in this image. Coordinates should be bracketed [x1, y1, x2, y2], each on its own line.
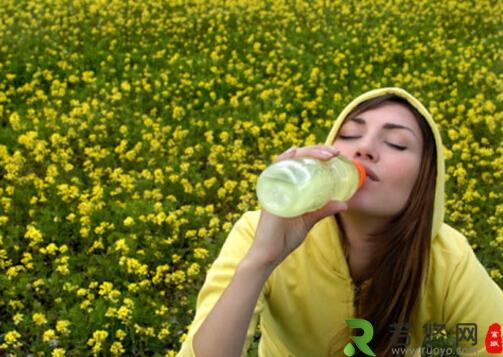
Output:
[349, 117, 418, 138]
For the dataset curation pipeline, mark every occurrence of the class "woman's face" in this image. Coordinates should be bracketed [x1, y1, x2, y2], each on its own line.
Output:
[333, 102, 424, 218]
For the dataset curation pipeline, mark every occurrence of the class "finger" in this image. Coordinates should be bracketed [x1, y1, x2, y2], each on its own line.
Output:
[296, 146, 340, 161]
[302, 200, 348, 229]
[274, 145, 340, 163]
[274, 146, 297, 163]
[309, 144, 340, 154]
[325, 145, 340, 155]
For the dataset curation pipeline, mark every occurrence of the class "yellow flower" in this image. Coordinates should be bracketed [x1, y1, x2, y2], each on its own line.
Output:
[203, 177, 217, 189]
[115, 239, 129, 253]
[117, 305, 131, 322]
[32, 312, 47, 325]
[82, 71, 96, 83]
[490, 269, 502, 280]
[119, 257, 148, 276]
[184, 230, 197, 239]
[222, 222, 232, 231]
[106, 307, 116, 318]
[116, 329, 126, 340]
[80, 300, 91, 310]
[43, 328, 56, 343]
[158, 327, 170, 339]
[87, 330, 108, 352]
[55, 256, 70, 275]
[13, 313, 23, 325]
[24, 224, 44, 247]
[99, 282, 114, 296]
[217, 187, 226, 199]
[219, 131, 229, 142]
[4, 330, 21, 345]
[124, 298, 134, 307]
[187, 262, 200, 277]
[9, 112, 21, 131]
[484, 100, 495, 113]
[155, 305, 168, 316]
[194, 248, 209, 259]
[68, 74, 79, 84]
[120, 81, 131, 92]
[172, 106, 185, 120]
[52, 348, 66, 357]
[171, 254, 181, 263]
[153, 265, 170, 284]
[209, 217, 220, 228]
[56, 320, 71, 336]
[205, 204, 214, 213]
[21, 252, 33, 269]
[110, 341, 125, 355]
[45, 243, 58, 255]
[123, 217, 134, 227]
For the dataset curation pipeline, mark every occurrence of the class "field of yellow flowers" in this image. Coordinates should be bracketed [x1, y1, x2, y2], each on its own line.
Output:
[0, 0, 501, 355]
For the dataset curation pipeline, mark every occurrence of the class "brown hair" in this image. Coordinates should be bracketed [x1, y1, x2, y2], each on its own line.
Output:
[332, 94, 437, 356]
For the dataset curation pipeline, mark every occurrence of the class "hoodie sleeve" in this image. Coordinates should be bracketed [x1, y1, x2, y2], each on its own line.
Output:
[176, 211, 269, 357]
[443, 244, 503, 355]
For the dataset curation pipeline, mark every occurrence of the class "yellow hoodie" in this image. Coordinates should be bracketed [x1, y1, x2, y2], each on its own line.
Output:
[177, 88, 503, 356]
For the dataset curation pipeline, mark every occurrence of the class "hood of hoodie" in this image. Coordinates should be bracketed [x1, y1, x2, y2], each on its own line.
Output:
[324, 87, 445, 240]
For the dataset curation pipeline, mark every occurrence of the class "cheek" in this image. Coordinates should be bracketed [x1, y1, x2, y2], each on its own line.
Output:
[386, 158, 420, 192]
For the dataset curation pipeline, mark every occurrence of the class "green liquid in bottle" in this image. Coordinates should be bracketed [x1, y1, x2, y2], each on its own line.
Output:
[256, 156, 363, 217]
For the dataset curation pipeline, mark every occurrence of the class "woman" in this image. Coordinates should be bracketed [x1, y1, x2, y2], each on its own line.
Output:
[177, 88, 503, 356]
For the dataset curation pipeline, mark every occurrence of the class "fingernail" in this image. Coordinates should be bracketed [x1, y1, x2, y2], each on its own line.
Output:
[321, 150, 332, 156]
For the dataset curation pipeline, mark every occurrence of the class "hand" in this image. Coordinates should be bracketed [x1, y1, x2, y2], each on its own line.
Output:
[247, 145, 348, 269]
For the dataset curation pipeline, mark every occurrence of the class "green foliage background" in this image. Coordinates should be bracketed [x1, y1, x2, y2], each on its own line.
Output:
[0, 0, 501, 355]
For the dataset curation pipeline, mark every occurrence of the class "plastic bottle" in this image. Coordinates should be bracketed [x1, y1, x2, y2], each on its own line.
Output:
[256, 156, 366, 217]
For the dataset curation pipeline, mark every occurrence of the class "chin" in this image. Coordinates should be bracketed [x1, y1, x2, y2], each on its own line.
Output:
[346, 196, 400, 218]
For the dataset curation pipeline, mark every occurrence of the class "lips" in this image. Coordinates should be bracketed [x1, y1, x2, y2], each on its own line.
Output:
[362, 165, 379, 181]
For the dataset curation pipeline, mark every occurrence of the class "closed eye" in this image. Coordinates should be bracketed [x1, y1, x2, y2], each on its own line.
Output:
[338, 135, 360, 140]
[339, 135, 407, 151]
[387, 143, 407, 151]
[339, 136, 407, 150]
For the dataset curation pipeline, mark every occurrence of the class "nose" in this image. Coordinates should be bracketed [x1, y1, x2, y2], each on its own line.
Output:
[354, 140, 379, 162]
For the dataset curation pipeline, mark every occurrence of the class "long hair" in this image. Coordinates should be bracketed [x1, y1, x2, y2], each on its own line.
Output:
[331, 94, 437, 356]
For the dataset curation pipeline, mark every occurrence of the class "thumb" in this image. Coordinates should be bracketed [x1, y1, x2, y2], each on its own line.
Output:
[303, 201, 348, 229]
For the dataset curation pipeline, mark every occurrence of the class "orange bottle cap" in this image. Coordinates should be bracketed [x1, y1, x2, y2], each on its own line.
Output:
[352, 160, 366, 189]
